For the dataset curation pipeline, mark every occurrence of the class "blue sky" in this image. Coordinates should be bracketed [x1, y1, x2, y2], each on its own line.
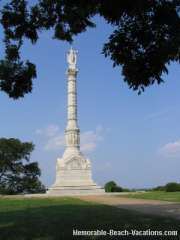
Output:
[0, 16, 180, 189]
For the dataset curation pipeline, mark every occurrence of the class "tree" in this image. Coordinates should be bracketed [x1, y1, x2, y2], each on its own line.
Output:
[0, 0, 179, 99]
[0, 138, 46, 194]
[165, 182, 180, 192]
[104, 181, 117, 192]
[104, 180, 125, 192]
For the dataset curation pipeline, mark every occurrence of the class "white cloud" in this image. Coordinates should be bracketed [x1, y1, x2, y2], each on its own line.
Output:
[159, 140, 180, 158]
[35, 129, 43, 135]
[45, 134, 65, 151]
[36, 124, 104, 153]
[36, 124, 60, 137]
[80, 127, 103, 152]
[45, 125, 60, 137]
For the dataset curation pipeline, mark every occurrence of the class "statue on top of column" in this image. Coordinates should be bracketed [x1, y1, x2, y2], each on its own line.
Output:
[67, 47, 77, 69]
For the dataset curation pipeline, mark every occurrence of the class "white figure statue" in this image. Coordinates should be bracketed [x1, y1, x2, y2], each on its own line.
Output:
[67, 47, 77, 69]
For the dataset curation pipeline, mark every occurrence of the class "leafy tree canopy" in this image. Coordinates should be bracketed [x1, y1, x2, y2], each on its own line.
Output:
[165, 182, 180, 192]
[104, 180, 128, 192]
[0, 138, 45, 194]
[0, 0, 180, 98]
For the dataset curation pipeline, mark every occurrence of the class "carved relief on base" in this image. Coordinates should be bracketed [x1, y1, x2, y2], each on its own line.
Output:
[56, 154, 91, 171]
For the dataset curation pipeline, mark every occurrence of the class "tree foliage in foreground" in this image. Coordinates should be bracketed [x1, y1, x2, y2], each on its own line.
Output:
[0, 0, 180, 99]
[0, 138, 45, 194]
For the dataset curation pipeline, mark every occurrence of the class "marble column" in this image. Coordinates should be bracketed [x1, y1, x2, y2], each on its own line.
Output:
[47, 48, 104, 195]
[65, 56, 80, 152]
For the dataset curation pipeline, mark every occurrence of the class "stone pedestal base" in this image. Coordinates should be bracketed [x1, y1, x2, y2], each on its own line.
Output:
[47, 148, 105, 195]
[47, 185, 104, 195]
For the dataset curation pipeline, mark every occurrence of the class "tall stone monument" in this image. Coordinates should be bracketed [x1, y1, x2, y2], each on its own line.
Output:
[47, 48, 104, 195]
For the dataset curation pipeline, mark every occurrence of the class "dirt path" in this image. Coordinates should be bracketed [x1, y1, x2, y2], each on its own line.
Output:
[77, 195, 180, 220]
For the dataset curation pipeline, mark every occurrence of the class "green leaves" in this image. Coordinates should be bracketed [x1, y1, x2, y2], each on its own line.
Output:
[0, 0, 98, 98]
[0, 138, 45, 194]
[0, 1, 37, 99]
[103, 0, 180, 93]
[0, 59, 36, 99]
[0, 0, 180, 98]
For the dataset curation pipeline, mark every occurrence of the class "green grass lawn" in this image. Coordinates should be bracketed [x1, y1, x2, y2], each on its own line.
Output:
[122, 191, 180, 203]
[0, 197, 179, 240]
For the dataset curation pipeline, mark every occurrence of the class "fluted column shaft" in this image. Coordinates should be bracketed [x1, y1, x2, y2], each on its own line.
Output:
[65, 68, 80, 149]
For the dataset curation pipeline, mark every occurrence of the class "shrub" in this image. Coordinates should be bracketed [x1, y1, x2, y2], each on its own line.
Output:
[104, 181, 117, 192]
[165, 182, 180, 192]
[104, 181, 129, 192]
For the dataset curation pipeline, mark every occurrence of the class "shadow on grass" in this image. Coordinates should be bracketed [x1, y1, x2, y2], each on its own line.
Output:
[0, 198, 179, 240]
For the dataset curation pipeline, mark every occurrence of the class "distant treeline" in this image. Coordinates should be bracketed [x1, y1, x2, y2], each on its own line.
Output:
[104, 181, 180, 193]
[152, 182, 180, 192]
